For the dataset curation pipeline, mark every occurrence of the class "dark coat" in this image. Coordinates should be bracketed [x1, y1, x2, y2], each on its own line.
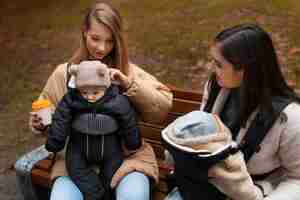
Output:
[45, 85, 141, 200]
[45, 85, 141, 154]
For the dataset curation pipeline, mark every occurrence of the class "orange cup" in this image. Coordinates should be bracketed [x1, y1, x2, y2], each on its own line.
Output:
[32, 99, 52, 126]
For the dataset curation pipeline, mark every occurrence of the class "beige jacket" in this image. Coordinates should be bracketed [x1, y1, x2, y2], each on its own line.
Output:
[33, 62, 173, 187]
[201, 83, 300, 199]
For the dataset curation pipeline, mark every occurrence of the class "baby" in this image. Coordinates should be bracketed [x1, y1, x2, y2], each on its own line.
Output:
[45, 61, 141, 200]
[162, 111, 236, 200]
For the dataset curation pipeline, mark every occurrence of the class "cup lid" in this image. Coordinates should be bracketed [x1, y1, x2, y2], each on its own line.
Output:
[32, 99, 51, 110]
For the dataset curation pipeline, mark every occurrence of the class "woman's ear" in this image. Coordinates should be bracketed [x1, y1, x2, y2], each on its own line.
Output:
[69, 64, 78, 76]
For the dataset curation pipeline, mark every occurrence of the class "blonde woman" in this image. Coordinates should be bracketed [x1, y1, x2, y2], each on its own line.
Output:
[29, 1, 172, 200]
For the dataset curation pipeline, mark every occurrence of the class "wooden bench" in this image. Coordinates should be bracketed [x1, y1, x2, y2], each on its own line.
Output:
[30, 86, 202, 200]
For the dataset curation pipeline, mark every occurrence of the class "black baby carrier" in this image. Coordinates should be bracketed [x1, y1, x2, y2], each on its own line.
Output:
[162, 131, 238, 200]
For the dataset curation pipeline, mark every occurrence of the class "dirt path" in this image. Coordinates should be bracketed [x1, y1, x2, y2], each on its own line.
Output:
[0, 171, 23, 200]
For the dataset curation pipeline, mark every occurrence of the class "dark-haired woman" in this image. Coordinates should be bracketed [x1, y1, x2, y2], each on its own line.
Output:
[165, 24, 300, 200]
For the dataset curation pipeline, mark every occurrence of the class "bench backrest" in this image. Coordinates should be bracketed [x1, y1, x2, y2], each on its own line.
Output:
[140, 86, 202, 159]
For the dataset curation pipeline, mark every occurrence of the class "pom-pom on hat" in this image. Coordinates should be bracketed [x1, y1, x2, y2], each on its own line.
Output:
[162, 111, 232, 153]
[70, 61, 111, 89]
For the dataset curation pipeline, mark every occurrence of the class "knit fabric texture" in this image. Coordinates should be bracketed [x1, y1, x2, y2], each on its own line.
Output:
[70, 61, 111, 89]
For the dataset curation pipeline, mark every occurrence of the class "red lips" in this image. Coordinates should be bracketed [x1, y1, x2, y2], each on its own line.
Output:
[95, 52, 104, 59]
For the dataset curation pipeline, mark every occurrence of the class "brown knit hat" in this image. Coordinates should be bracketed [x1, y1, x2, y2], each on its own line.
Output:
[70, 61, 111, 88]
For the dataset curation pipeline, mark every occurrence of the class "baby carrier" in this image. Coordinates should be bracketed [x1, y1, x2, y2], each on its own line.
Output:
[161, 111, 235, 200]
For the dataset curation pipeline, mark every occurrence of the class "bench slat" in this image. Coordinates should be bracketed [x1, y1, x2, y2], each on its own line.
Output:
[31, 168, 52, 188]
[34, 158, 53, 171]
[171, 98, 201, 114]
[169, 85, 202, 102]
[144, 138, 165, 159]
[139, 123, 162, 141]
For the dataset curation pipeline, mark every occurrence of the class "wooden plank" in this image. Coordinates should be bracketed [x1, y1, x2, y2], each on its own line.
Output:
[171, 98, 201, 114]
[164, 112, 181, 125]
[139, 123, 162, 141]
[138, 112, 187, 142]
[168, 85, 202, 102]
[34, 159, 52, 171]
[139, 112, 182, 127]
[144, 138, 165, 159]
[34, 153, 57, 172]
[31, 168, 52, 188]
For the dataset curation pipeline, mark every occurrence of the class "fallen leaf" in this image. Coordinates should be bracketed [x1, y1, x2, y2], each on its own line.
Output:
[288, 47, 300, 56]
[255, 16, 265, 24]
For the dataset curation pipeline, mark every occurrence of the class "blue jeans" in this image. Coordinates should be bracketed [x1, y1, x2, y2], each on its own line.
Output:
[50, 171, 150, 200]
[164, 187, 183, 200]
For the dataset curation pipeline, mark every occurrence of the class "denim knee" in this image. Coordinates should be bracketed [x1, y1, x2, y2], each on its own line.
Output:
[116, 172, 150, 200]
[50, 176, 83, 200]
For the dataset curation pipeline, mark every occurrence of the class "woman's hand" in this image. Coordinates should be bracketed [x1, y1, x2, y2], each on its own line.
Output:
[29, 112, 47, 133]
[109, 68, 133, 90]
[208, 151, 264, 200]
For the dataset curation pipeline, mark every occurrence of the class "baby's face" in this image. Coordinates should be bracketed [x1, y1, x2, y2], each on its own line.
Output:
[78, 86, 105, 103]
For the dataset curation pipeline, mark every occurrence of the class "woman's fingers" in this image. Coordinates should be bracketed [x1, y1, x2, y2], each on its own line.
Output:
[109, 68, 131, 88]
[30, 112, 45, 130]
[110, 68, 123, 80]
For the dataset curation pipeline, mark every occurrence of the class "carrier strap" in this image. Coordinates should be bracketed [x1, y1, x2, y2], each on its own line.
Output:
[203, 83, 292, 162]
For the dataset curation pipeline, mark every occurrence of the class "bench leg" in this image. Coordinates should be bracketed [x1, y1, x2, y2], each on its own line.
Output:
[15, 145, 50, 200]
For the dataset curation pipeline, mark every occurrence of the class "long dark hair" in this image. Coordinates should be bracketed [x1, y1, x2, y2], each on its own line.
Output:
[210, 24, 300, 126]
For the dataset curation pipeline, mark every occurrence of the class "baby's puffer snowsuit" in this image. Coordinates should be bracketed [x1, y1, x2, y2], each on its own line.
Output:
[46, 85, 141, 200]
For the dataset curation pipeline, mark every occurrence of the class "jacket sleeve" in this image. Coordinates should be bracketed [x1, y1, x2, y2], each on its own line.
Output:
[45, 93, 73, 153]
[38, 63, 68, 107]
[258, 104, 300, 199]
[124, 64, 173, 123]
[113, 94, 142, 151]
[29, 63, 68, 134]
[209, 104, 300, 200]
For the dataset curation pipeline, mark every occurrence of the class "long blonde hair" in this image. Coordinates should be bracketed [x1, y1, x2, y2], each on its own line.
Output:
[69, 0, 130, 76]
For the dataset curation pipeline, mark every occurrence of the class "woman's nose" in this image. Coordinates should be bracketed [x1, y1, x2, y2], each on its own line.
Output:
[97, 42, 105, 51]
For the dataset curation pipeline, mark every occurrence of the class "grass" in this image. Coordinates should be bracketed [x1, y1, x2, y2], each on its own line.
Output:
[112, 0, 295, 85]
[0, 0, 299, 160]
